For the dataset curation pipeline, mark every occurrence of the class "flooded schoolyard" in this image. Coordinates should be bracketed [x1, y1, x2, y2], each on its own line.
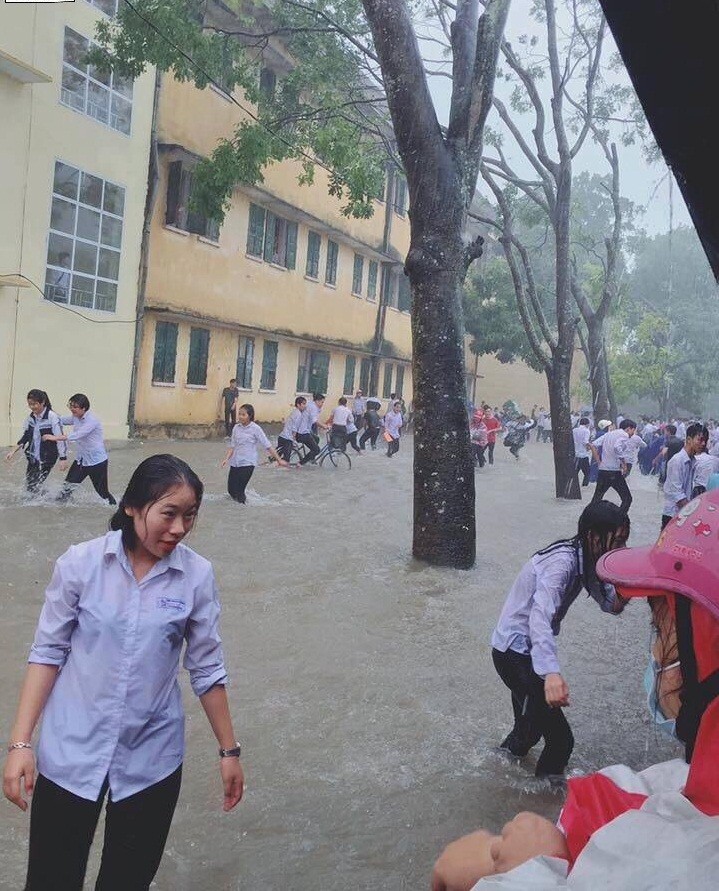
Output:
[0, 437, 678, 889]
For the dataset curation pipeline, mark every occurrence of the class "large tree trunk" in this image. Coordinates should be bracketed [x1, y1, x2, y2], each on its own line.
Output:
[547, 363, 581, 499]
[586, 322, 612, 422]
[408, 232, 476, 568]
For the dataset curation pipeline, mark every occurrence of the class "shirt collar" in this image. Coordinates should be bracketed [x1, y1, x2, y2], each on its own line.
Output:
[104, 529, 186, 575]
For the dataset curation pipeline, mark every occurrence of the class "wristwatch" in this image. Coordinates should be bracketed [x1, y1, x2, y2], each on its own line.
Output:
[219, 743, 242, 758]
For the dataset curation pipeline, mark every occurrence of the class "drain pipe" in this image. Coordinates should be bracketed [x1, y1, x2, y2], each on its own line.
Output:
[127, 69, 162, 437]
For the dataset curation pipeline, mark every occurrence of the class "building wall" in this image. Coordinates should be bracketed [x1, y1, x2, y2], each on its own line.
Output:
[0, 2, 154, 445]
[134, 73, 413, 432]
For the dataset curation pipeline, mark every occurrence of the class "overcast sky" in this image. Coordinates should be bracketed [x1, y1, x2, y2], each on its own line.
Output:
[418, 2, 691, 236]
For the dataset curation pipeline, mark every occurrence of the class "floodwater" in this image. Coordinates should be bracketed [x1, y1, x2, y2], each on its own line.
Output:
[0, 436, 678, 889]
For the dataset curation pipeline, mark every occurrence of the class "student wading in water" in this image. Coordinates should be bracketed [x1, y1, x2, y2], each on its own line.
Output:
[491, 501, 630, 779]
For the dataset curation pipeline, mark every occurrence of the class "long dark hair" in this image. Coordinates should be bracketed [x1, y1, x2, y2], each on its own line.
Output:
[110, 454, 204, 550]
[536, 500, 630, 584]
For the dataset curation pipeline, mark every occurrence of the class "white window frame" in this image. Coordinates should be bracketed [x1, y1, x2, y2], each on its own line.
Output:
[44, 159, 125, 313]
[60, 26, 133, 136]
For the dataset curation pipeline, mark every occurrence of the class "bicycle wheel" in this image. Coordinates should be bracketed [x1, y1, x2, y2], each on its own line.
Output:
[288, 446, 303, 466]
[320, 448, 352, 470]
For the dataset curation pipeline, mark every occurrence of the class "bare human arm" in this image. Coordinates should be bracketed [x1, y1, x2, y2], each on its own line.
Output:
[199, 684, 244, 812]
[3, 664, 61, 810]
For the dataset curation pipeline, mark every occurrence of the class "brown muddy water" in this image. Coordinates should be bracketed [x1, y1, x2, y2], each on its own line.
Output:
[0, 437, 678, 889]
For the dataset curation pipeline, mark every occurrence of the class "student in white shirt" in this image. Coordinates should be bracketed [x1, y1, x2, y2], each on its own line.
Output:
[661, 423, 708, 528]
[2, 454, 244, 888]
[572, 417, 592, 486]
[42, 393, 116, 505]
[5, 389, 68, 494]
[589, 418, 636, 513]
[221, 404, 286, 503]
[491, 501, 630, 778]
[277, 396, 307, 462]
[327, 396, 353, 450]
[384, 401, 403, 457]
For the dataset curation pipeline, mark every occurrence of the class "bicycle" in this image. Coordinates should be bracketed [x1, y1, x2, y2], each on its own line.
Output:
[289, 434, 352, 469]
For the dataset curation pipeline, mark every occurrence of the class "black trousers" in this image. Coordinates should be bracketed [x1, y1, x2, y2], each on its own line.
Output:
[277, 435, 294, 462]
[25, 767, 182, 891]
[228, 465, 254, 503]
[473, 443, 487, 467]
[346, 430, 361, 454]
[359, 428, 379, 450]
[59, 460, 116, 505]
[591, 468, 632, 513]
[492, 648, 574, 776]
[575, 456, 590, 486]
[661, 514, 673, 530]
[487, 441, 495, 465]
[296, 432, 320, 464]
[25, 457, 57, 494]
[330, 424, 348, 450]
[387, 437, 400, 457]
[224, 406, 236, 436]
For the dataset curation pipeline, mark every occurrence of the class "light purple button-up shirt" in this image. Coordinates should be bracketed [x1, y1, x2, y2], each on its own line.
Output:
[60, 410, 108, 466]
[29, 531, 227, 801]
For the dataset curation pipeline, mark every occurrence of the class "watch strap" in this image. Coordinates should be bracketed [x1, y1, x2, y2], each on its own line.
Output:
[219, 743, 242, 758]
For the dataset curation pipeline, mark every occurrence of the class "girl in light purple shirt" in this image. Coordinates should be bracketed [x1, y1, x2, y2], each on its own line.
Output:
[221, 403, 287, 503]
[3, 454, 244, 889]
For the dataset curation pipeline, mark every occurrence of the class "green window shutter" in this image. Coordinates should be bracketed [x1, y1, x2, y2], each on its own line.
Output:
[398, 273, 412, 312]
[395, 366, 405, 397]
[306, 232, 320, 277]
[165, 161, 182, 226]
[236, 336, 255, 389]
[152, 321, 178, 383]
[383, 363, 393, 398]
[285, 221, 298, 270]
[297, 348, 308, 391]
[187, 327, 210, 385]
[352, 255, 364, 294]
[359, 357, 371, 393]
[367, 261, 378, 299]
[310, 350, 330, 393]
[246, 204, 265, 257]
[263, 212, 277, 262]
[260, 340, 278, 389]
[343, 355, 356, 394]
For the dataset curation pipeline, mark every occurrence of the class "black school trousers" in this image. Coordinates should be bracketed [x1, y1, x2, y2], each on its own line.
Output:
[228, 465, 254, 503]
[58, 460, 116, 505]
[25, 766, 182, 890]
[492, 647, 574, 776]
[591, 468, 632, 513]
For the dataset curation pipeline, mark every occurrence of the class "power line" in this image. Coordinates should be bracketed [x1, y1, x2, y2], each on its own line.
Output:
[7, 274, 145, 324]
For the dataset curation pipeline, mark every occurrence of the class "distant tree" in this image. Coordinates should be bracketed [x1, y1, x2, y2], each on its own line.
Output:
[609, 226, 719, 416]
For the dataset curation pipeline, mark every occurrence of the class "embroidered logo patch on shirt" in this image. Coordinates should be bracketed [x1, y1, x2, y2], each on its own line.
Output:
[156, 597, 186, 611]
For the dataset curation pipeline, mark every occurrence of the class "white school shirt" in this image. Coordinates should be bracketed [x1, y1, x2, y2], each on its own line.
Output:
[491, 545, 622, 678]
[297, 401, 322, 435]
[279, 408, 304, 441]
[29, 531, 226, 801]
[694, 453, 719, 489]
[60, 411, 108, 466]
[384, 410, 403, 439]
[229, 421, 271, 466]
[593, 429, 629, 471]
[572, 425, 591, 459]
[353, 396, 366, 415]
[663, 449, 696, 517]
[624, 433, 646, 465]
[675, 421, 687, 440]
[331, 405, 353, 427]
